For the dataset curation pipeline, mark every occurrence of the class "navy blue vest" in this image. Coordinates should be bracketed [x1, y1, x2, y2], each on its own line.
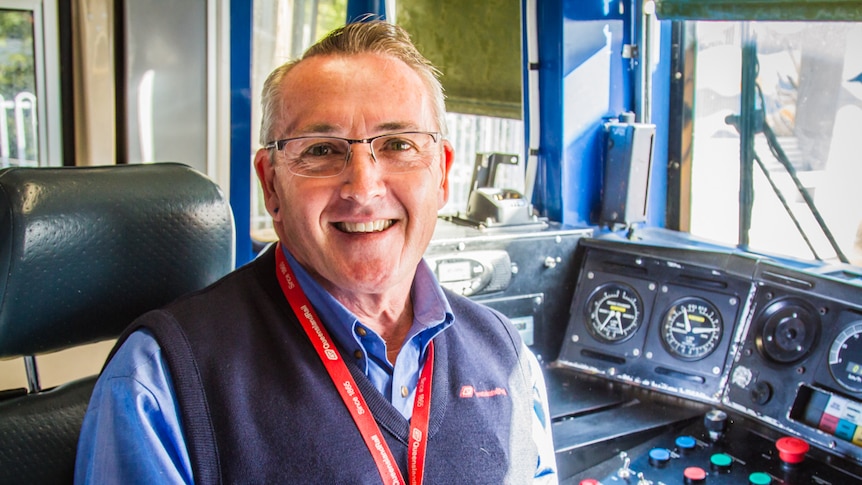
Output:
[117, 246, 537, 484]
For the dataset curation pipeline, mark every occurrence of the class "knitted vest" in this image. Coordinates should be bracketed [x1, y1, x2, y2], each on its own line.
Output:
[117, 247, 537, 484]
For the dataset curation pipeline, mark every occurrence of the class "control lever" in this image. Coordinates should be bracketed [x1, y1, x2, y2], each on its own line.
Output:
[617, 451, 633, 479]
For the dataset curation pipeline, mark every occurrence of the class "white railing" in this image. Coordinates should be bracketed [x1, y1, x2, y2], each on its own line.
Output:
[0, 91, 38, 167]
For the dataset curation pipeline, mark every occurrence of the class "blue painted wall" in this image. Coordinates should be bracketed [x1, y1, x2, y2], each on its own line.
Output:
[230, 0, 253, 266]
[534, 0, 668, 229]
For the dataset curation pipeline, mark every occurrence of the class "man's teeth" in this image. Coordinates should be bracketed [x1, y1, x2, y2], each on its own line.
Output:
[338, 220, 394, 233]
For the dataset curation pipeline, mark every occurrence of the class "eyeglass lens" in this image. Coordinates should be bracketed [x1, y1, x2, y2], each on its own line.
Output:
[276, 132, 437, 178]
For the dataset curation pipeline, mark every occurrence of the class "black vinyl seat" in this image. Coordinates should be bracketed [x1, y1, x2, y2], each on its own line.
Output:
[0, 163, 235, 484]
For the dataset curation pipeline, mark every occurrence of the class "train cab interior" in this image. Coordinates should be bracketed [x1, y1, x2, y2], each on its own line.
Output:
[3, 0, 862, 483]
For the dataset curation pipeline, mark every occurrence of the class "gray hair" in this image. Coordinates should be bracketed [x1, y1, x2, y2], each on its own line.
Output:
[259, 20, 447, 147]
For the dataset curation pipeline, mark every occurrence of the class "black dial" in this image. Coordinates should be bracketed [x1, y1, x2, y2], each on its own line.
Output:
[661, 296, 723, 361]
[585, 283, 644, 343]
[755, 298, 819, 364]
[829, 321, 862, 393]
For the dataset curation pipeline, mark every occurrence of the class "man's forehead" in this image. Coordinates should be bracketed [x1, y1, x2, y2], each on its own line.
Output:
[277, 53, 434, 136]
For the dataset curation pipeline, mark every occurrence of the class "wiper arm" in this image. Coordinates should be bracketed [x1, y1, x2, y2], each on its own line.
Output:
[759, 113, 850, 264]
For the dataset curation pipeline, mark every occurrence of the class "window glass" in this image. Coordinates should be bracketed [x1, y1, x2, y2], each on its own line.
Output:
[251, 0, 347, 240]
[443, 113, 524, 215]
[687, 21, 862, 266]
[0, 8, 38, 166]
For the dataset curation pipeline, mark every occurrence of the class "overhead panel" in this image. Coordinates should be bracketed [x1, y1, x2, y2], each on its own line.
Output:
[655, 0, 862, 21]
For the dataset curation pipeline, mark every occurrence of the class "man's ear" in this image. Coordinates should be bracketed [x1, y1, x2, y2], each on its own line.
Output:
[437, 141, 455, 209]
[254, 148, 282, 222]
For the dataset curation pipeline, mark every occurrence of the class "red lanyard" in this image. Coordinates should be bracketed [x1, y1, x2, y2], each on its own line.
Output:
[274, 246, 434, 485]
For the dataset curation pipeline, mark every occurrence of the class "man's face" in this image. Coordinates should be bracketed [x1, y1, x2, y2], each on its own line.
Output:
[255, 53, 453, 298]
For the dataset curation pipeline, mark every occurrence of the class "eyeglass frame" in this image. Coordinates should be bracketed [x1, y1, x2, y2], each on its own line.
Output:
[263, 130, 441, 178]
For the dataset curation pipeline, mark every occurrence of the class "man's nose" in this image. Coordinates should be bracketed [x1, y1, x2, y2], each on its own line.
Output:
[339, 144, 385, 202]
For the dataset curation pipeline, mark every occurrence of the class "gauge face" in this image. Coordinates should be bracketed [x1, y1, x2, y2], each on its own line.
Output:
[828, 321, 862, 393]
[585, 283, 644, 343]
[661, 296, 723, 361]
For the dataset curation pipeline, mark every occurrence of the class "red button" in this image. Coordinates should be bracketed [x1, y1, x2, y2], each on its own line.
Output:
[776, 436, 809, 464]
[579, 480, 600, 485]
[684, 466, 707, 484]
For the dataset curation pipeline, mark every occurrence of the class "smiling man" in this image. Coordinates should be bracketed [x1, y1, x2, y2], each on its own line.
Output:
[75, 20, 557, 484]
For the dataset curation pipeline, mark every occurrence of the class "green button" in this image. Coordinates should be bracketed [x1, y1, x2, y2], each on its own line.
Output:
[710, 453, 732, 467]
[748, 471, 772, 485]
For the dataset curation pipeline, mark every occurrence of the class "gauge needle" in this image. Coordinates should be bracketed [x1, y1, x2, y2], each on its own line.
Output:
[599, 309, 614, 330]
[682, 307, 692, 333]
[693, 327, 717, 334]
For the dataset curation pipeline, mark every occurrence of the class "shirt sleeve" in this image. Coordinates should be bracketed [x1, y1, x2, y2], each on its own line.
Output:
[524, 343, 559, 484]
[74, 330, 193, 485]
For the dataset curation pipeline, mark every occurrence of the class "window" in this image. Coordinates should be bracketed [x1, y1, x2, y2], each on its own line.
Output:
[0, 0, 61, 167]
[250, 0, 347, 241]
[684, 20, 862, 265]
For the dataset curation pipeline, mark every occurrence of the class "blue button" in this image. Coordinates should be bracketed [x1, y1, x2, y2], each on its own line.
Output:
[649, 447, 671, 467]
[835, 419, 857, 441]
[676, 435, 697, 452]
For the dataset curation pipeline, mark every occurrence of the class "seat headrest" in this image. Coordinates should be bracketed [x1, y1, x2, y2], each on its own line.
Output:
[0, 163, 235, 358]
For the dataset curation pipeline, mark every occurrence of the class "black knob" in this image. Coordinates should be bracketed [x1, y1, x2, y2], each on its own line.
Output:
[751, 381, 773, 405]
[704, 409, 728, 441]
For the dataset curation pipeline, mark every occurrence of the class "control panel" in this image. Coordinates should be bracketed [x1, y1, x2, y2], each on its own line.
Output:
[553, 232, 862, 480]
[577, 409, 862, 484]
[726, 259, 862, 466]
[426, 219, 591, 360]
[556, 238, 754, 403]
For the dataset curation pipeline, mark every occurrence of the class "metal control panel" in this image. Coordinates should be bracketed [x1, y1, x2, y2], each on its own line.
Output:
[426, 219, 591, 360]
[578, 409, 862, 484]
[552, 232, 862, 482]
[556, 238, 754, 403]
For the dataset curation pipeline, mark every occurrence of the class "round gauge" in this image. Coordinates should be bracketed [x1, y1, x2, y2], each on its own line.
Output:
[585, 283, 644, 343]
[755, 298, 820, 364]
[828, 321, 862, 393]
[660, 296, 723, 361]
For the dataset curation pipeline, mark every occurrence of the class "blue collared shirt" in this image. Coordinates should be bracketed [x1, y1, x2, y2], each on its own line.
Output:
[75, 247, 557, 483]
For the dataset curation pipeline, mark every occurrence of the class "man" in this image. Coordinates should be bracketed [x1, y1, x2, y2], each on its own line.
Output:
[75, 20, 557, 484]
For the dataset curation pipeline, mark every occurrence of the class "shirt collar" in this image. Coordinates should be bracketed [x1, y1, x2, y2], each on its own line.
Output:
[279, 246, 453, 355]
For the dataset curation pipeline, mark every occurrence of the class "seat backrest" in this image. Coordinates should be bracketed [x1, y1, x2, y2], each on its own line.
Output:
[0, 163, 235, 484]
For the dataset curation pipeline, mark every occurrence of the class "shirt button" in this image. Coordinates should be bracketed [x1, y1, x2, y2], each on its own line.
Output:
[354, 350, 363, 359]
[400, 386, 409, 398]
[356, 327, 367, 337]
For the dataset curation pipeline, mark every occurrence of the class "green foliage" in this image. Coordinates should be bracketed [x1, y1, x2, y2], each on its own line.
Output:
[314, 0, 348, 40]
[1, 10, 37, 161]
[0, 10, 36, 97]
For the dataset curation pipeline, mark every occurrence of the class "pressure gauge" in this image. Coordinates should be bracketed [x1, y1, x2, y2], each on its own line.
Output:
[661, 296, 723, 361]
[585, 283, 644, 343]
[829, 321, 862, 393]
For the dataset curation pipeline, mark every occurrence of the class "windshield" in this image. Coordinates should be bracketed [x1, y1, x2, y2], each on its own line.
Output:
[686, 21, 862, 267]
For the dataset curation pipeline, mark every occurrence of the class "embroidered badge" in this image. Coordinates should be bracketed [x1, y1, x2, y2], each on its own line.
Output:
[459, 385, 508, 398]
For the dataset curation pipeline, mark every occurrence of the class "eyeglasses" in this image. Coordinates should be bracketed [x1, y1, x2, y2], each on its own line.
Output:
[264, 131, 440, 178]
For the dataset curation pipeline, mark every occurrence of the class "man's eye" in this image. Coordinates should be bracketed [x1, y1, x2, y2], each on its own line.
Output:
[379, 138, 417, 152]
[304, 143, 338, 157]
